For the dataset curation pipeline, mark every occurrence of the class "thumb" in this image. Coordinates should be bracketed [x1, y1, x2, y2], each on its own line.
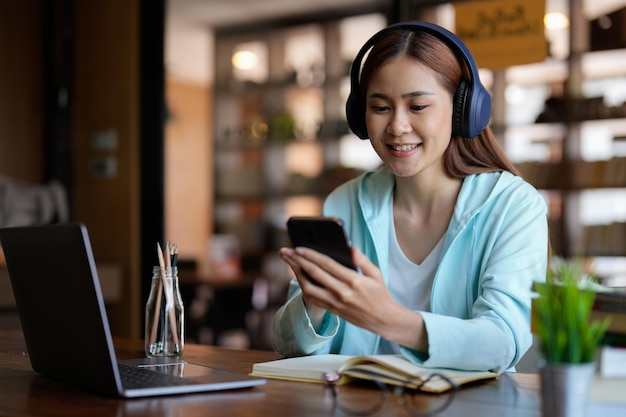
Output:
[352, 246, 382, 280]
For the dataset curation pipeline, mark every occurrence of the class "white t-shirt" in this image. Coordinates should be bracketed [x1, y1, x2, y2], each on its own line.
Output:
[377, 216, 443, 354]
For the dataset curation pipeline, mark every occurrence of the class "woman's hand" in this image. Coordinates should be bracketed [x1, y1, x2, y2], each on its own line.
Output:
[278, 246, 428, 351]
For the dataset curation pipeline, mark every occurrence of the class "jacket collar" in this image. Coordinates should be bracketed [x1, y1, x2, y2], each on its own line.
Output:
[357, 167, 517, 230]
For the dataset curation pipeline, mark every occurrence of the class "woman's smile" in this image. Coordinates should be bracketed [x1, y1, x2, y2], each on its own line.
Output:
[388, 143, 421, 158]
[389, 143, 420, 152]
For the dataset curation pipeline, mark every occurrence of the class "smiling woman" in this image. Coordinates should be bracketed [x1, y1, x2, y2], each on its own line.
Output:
[273, 21, 549, 374]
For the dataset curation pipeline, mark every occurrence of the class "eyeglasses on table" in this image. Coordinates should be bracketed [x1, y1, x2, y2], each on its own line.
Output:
[322, 371, 459, 416]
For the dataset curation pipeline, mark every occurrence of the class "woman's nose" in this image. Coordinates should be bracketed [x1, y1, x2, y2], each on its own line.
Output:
[386, 112, 412, 136]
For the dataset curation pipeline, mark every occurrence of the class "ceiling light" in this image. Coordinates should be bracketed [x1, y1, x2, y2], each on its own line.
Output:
[544, 12, 570, 30]
[232, 51, 258, 70]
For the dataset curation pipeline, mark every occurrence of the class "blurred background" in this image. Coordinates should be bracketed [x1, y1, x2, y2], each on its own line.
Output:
[1, 0, 625, 351]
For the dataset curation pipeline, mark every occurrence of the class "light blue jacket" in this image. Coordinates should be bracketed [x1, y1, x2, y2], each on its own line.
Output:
[273, 167, 548, 373]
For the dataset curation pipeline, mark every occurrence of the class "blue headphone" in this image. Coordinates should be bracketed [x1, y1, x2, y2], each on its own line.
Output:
[345, 21, 492, 140]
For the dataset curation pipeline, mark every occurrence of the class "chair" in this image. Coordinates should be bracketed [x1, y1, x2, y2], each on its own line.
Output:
[0, 175, 69, 227]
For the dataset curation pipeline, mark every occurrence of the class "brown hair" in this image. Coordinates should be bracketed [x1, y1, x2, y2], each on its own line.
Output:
[358, 27, 520, 178]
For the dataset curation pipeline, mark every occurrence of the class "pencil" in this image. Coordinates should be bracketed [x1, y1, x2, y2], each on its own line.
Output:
[170, 243, 178, 268]
[158, 242, 180, 349]
[149, 244, 164, 349]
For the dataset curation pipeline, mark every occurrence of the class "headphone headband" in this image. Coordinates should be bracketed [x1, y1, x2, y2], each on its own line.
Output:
[346, 21, 491, 139]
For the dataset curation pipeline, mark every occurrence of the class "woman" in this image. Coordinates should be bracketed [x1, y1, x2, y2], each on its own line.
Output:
[272, 21, 548, 373]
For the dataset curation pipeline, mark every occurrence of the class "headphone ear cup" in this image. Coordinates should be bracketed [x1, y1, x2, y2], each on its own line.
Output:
[470, 85, 492, 138]
[452, 80, 468, 138]
[346, 92, 369, 140]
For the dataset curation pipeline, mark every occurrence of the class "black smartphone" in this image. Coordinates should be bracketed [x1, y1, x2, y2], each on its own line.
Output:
[286, 216, 357, 274]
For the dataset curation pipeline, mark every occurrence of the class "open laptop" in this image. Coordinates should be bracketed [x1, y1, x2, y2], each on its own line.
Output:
[0, 223, 266, 398]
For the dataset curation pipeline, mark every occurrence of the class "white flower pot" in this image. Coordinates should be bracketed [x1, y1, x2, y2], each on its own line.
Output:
[540, 362, 595, 417]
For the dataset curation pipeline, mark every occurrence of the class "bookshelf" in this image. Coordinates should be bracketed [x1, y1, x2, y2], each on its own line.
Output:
[210, 15, 386, 305]
[501, 3, 626, 285]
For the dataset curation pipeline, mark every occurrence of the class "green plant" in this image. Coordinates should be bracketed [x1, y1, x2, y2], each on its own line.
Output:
[268, 111, 296, 142]
[533, 258, 611, 364]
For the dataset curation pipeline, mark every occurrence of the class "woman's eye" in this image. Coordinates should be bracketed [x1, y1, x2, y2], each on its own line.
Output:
[410, 104, 428, 111]
[371, 105, 389, 112]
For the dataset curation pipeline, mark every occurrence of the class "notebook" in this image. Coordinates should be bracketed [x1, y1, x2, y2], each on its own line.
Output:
[0, 223, 266, 398]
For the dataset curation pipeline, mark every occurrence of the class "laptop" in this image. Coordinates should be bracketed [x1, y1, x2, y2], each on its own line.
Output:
[0, 223, 266, 398]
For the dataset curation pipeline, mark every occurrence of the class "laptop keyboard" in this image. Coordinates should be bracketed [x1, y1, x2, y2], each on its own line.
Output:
[118, 363, 199, 389]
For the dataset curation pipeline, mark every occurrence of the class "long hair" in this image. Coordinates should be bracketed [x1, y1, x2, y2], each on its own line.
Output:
[358, 27, 520, 178]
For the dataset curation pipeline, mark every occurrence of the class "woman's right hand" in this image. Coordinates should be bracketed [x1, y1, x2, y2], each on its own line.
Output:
[278, 247, 330, 327]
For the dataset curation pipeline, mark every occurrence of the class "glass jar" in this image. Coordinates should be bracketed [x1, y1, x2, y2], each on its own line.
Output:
[144, 266, 184, 357]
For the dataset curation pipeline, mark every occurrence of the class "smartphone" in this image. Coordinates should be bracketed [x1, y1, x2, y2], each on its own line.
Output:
[286, 216, 357, 273]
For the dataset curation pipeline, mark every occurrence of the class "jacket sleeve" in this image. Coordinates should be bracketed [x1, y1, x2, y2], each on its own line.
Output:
[271, 178, 365, 357]
[272, 279, 340, 357]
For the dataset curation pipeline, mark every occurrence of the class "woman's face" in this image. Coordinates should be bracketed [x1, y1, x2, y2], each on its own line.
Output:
[364, 55, 454, 179]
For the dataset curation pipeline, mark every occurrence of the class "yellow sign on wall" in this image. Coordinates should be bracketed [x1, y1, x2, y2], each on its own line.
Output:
[455, 0, 547, 69]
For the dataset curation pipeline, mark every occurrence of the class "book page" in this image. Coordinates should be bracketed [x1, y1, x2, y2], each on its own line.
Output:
[339, 355, 497, 393]
[251, 354, 352, 382]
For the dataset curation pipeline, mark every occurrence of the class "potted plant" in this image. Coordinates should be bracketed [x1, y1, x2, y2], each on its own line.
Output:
[532, 257, 611, 417]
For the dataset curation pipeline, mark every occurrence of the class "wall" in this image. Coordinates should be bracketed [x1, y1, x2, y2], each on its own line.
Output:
[164, 17, 214, 276]
[165, 79, 212, 277]
[0, 0, 172, 338]
[0, 1, 43, 183]
[72, 0, 142, 337]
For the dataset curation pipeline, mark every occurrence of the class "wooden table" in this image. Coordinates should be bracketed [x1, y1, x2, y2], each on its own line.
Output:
[0, 331, 541, 417]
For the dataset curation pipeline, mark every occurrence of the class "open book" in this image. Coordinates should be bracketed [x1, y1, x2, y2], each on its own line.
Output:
[250, 354, 498, 393]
